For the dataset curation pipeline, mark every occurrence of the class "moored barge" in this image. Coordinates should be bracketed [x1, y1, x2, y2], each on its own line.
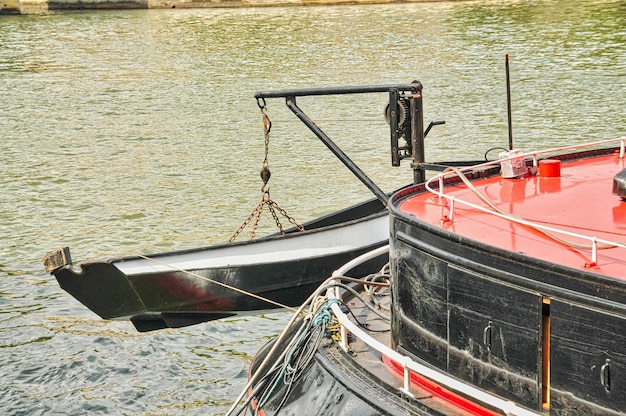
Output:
[237, 111, 626, 414]
[389, 139, 626, 414]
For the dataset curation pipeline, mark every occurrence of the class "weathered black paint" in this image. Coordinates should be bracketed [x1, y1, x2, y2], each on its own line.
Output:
[551, 300, 626, 414]
[249, 331, 450, 416]
[389, 167, 626, 415]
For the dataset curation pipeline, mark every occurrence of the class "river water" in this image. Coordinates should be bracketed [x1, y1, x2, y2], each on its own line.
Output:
[0, 1, 624, 414]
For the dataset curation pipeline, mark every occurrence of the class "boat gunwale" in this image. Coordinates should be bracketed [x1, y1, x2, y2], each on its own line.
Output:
[73, 198, 389, 268]
[393, 227, 626, 315]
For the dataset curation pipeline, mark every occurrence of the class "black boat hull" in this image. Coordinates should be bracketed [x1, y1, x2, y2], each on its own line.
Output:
[46, 198, 390, 331]
[389, 182, 626, 415]
[248, 323, 445, 416]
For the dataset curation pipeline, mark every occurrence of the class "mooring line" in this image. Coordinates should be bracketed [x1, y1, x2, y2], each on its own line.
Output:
[135, 254, 298, 312]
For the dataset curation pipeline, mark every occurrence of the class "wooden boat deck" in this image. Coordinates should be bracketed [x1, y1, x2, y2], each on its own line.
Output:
[398, 149, 626, 281]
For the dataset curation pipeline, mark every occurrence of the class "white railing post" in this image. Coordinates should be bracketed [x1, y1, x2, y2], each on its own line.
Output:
[438, 175, 444, 198]
[592, 237, 598, 265]
[449, 198, 455, 222]
[400, 358, 415, 398]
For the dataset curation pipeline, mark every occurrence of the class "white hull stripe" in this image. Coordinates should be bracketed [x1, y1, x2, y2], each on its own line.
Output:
[115, 215, 389, 275]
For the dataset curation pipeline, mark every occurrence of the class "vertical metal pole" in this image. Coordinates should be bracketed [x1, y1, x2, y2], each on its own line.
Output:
[389, 88, 400, 166]
[410, 90, 425, 184]
[506, 54, 513, 151]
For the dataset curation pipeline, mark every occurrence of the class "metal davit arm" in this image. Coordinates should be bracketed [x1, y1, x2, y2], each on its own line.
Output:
[254, 83, 421, 98]
[254, 82, 424, 207]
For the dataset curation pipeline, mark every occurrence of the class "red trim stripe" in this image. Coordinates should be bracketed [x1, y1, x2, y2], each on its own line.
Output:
[382, 354, 502, 416]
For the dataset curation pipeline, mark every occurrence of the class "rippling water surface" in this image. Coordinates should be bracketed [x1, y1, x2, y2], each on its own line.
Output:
[1, 1, 624, 414]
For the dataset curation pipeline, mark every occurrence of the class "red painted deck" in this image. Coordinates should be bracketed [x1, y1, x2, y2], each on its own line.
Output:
[399, 151, 626, 281]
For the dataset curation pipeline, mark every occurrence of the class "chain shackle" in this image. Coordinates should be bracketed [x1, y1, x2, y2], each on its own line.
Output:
[260, 165, 271, 187]
[228, 99, 304, 243]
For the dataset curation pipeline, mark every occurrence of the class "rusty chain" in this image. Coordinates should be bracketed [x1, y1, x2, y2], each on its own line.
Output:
[228, 99, 305, 243]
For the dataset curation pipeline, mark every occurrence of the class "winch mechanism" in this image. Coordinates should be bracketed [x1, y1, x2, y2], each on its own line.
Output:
[385, 96, 412, 166]
[385, 87, 445, 181]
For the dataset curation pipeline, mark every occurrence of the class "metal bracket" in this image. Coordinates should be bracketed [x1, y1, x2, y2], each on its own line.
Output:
[483, 320, 493, 353]
[600, 358, 611, 392]
[254, 81, 423, 205]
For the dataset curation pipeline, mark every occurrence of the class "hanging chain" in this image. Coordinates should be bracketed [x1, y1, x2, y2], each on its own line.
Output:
[228, 98, 305, 243]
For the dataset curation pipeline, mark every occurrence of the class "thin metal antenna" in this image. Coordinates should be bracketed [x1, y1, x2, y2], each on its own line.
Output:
[506, 54, 513, 150]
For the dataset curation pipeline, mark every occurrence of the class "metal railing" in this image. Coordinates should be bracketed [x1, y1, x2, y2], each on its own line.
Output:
[424, 137, 626, 266]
